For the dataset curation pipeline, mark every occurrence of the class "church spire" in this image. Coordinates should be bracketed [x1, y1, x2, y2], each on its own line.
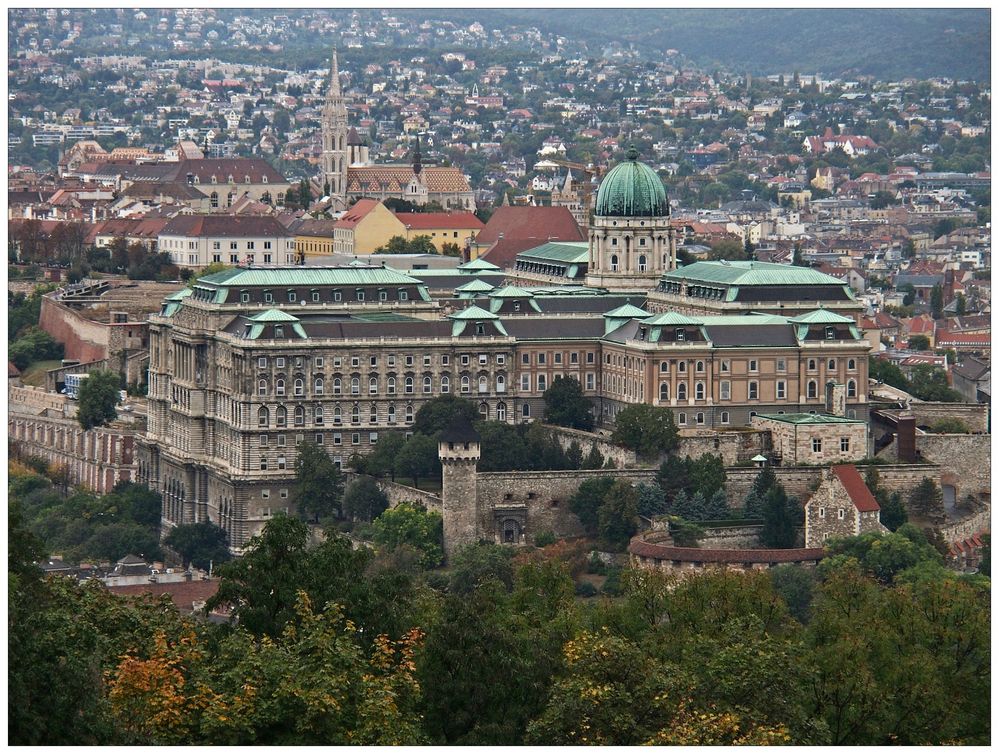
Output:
[326, 47, 342, 103]
[412, 134, 423, 176]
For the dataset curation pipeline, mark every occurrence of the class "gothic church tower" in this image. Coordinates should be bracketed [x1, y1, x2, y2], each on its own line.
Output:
[321, 48, 349, 211]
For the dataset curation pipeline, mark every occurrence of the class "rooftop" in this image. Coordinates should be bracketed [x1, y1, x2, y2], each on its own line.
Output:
[664, 260, 851, 287]
[754, 413, 866, 425]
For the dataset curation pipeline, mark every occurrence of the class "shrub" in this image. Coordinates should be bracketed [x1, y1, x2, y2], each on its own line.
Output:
[534, 530, 557, 548]
[574, 581, 598, 598]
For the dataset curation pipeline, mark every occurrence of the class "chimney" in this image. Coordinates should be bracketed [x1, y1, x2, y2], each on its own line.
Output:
[896, 413, 917, 463]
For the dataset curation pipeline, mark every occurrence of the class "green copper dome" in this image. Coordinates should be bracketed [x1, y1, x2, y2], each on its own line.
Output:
[595, 145, 668, 218]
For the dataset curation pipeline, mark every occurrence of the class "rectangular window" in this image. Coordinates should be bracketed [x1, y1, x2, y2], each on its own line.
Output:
[776, 358, 786, 373]
[586, 373, 595, 390]
[776, 381, 786, 400]
[554, 353, 563, 365]
[247, 241, 255, 250]
[277, 434, 286, 447]
[720, 380, 731, 400]
[352, 433, 360, 445]
[678, 412, 687, 425]
[441, 355, 449, 366]
[315, 434, 323, 444]
[538, 353, 547, 365]
[521, 374, 530, 391]
[748, 381, 758, 400]
[369, 432, 378, 444]
[258, 357, 267, 368]
[259, 434, 268, 446]
[748, 359, 758, 373]
[333, 433, 342, 445]
[587, 352, 595, 364]
[261, 489, 270, 499]
[522, 353, 530, 365]
[537, 375, 547, 391]
[460, 355, 469, 366]
[275, 357, 285, 368]
[230, 254, 239, 263]
[478, 354, 488, 365]
[840, 437, 850, 452]
[315, 357, 324, 368]
[264, 241, 272, 250]
[812, 438, 822, 453]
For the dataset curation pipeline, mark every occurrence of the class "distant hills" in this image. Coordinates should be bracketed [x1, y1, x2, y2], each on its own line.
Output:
[436, 9, 990, 81]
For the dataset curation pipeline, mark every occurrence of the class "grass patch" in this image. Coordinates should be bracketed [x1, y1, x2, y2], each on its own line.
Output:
[19, 360, 63, 387]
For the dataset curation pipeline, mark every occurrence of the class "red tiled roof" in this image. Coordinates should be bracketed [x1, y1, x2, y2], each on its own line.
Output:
[9, 362, 21, 377]
[346, 165, 471, 194]
[334, 198, 382, 229]
[476, 206, 584, 269]
[392, 211, 484, 231]
[832, 465, 880, 512]
[160, 214, 291, 238]
[107, 578, 222, 613]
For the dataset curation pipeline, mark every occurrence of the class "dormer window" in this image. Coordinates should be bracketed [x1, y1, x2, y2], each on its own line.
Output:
[475, 322, 485, 335]
[274, 326, 284, 338]
[264, 290, 273, 303]
[675, 328, 686, 341]
[638, 327, 647, 341]
[288, 290, 297, 302]
[262, 175, 268, 184]
[244, 175, 251, 184]
[211, 175, 217, 184]
[228, 175, 234, 183]
[825, 326, 835, 340]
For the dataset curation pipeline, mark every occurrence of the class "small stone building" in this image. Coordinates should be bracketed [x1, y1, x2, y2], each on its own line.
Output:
[804, 464, 888, 547]
[753, 413, 868, 465]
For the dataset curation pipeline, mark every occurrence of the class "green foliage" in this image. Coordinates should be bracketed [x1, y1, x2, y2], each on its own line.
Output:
[769, 564, 815, 623]
[929, 283, 944, 319]
[394, 433, 440, 486]
[611, 404, 679, 459]
[597, 480, 639, 551]
[361, 430, 406, 480]
[907, 364, 962, 402]
[9, 325, 64, 370]
[412, 394, 479, 436]
[292, 439, 344, 522]
[164, 521, 231, 571]
[448, 542, 515, 594]
[534, 530, 557, 548]
[688, 453, 727, 499]
[908, 333, 930, 350]
[909, 477, 943, 519]
[669, 517, 705, 547]
[371, 502, 444, 568]
[342, 476, 390, 523]
[868, 357, 908, 390]
[582, 443, 604, 469]
[568, 477, 615, 537]
[635, 482, 667, 518]
[542, 375, 594, 430]
[76, 370, 121, 430]
[760, 484, 799, 548]
[375, 234, 439, 254]
[929, 417, 970, 434]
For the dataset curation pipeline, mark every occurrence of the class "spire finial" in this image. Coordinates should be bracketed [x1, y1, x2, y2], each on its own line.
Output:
[413, 134, 423, 176]
[626, 144, 639, 161]
[327, 47, 342, 101]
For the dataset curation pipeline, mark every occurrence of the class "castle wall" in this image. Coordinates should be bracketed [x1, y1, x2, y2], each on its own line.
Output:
[39, 295, 109, 363]
[877, 433, 989, 501]
[377, 479, 442, 512]
[909, 402, 989, 433]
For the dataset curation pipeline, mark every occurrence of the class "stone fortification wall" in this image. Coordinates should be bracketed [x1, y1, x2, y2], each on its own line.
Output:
[939, 510, 991, 544]
[724, 463, 940, 503]
[878, 433, 989, 500]
[39, 295, 109, 363]
[696, 524, 764, 550]
[376, 479, 442, 512]
[909, 402, 989, 433]
[546, 424, 768, 469]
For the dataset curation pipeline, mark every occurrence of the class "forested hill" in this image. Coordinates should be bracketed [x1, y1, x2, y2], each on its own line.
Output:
[436, 9, 990, 81]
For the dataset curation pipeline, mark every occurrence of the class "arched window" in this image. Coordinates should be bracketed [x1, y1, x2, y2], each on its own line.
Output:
[660, 361, 669, 373]
[696, 412, 705, 425]
[351, 377, 360, 395]
[423, 375, 432, 394]
[522, 403, 531, 418]
[333, 405, 342, 423]
[659, 382, 669, 400]
[351, 404, 360, 423]
[314, 377, 324, 395]
[677, 383, 688, 401]
[440, 375, 450, 393]
[210, 191, 219, 209]
[333, 377, 342, 395]
[638, 254, 647, 272]
[678, 361, 687, 373]
[276, 406, 287, 426]
[294, 378, 304, 396]
[258, 378, 267, 396]
[405, 376, 414, 394]
[387, 404, 396, 423]
[314, 406, 324, 424]
[478, 402, 489, 418]
[847, 379, 857, 398]
[478, 375, 488, 393]
[387, 376, 396, 394]
[258, 407, 269, 426]
[827, 358, 836, 370]
[294, 405, 305, 426]
[695, 382, 705, 400]
[405, 404, 414, 423]
[497, 402, 507, 421]
[848, 358, 856, 370]
[610, 254, 619, 271]
[369, 376, 378, 394]
[461, 375, 470, 393]
[496, 374, 506, 393]
[720, 411, 730, 424]
[695, 360, 704, 373]
[807, 380, 818, 399]
[275, 379, 285, 396]
[808, 359, 817, 371]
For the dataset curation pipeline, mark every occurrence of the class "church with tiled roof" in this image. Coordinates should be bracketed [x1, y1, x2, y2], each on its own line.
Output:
[320, 50, 474, 212]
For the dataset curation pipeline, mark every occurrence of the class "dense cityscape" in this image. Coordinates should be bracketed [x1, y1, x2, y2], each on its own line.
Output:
[8, 8, 990, 746]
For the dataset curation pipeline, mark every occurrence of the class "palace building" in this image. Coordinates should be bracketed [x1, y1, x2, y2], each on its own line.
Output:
[137, 149, 871, 552]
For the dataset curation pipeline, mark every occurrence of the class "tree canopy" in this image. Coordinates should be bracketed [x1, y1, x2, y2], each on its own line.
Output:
[543, 376, 594, 431]
[76, 370, 121, 430]
[611, 405, 679, 459]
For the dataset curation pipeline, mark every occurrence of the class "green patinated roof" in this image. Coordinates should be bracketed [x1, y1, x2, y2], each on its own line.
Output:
[755, 413, 866, 425]
[165, 288, 194, 301]
[790, 309, 857, 324]
[449, 304, 499, 320]
[490, 285, 535, 298]
[595, 145, 668, 217]
[458, 257, 501, 271]
[699, 313, 793, 326]
[603, 302, 649, 319]
[516, 241, 590, 264]
[350, 312, 421, 322]
[641, 311, 703, 326]
[664, 261, 848, 287]
[454, 278, 496, 292]
[195, 266, 423, 287]
[246, 309, 301, 323]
